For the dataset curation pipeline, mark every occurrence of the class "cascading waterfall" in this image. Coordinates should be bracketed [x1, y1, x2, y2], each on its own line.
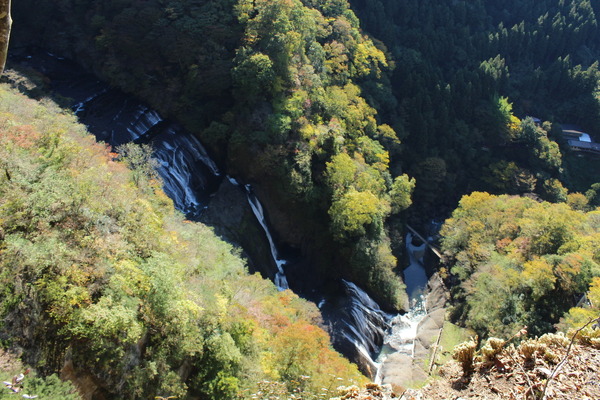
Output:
[76, 92, 164, 146]
[340, 281, 391, 356]
[128, 107, 162, 139]
[237, 180, 289, 291]
[334, 280, 391, 378]
[152, 127, 222, 219]
[28, 51, 223, 219]
[72, 90, 222, 219]
[16, 49, 397, 377]
[72, 88, 108, 114]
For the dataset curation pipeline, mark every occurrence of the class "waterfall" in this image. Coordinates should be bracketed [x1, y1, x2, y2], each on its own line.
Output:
[73, 88, 222, 218]
[74, 90, 164, 146]
[72, 88, 108, 114]
[341, 280, 391, 355]
[17, 49, 398, 376]
[381, 297, 427, 358]
[152, 126, 221, 219]
[127, 107, 162, 140]
[242, 183, 289, 291]
[24, 51, 223, 218]
[319, 280, 391, 379]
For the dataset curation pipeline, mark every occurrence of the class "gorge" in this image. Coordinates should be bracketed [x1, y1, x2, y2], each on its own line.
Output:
[10, 48, 415, 380]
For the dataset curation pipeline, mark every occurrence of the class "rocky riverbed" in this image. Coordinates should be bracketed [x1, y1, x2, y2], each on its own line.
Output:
[378, 272, 448, 392]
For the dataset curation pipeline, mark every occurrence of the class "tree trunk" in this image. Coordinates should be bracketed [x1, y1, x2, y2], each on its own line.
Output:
[0, 0, 11, 75]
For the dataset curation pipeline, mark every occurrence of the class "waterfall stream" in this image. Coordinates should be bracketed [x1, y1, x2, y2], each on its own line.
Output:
[226, 177, 290, 291]
[244, 185, 290, 291]
[12, 49, 396, 379]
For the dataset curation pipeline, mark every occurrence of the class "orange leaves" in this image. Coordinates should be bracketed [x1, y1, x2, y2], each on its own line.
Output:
[3, 124, 41, 149]
[496, 237, 512, 253]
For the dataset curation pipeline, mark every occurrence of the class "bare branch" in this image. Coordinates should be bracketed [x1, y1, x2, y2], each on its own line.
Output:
[540, 316, 600, 400]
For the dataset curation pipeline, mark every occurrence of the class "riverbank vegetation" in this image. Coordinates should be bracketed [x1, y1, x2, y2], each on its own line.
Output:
[440, 192, 599, 339]
[0, 84, 365, 399]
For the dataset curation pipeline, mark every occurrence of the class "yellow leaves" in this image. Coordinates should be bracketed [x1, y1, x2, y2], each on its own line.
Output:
[457, 191, 494, 216]
[374, 150, 390, 170]
[389, 174, 415, 213]
[326, 152, 357, 192]
[522, 257, 556, 299]
[587, 277, 600, 306]
[324, 40, 349, 77]
[36, 272, 92, 324]
[170, 299, 203, 331]
[352, 41, 387, 78]
[259, 350, 280, 380]
[509, 114, 521, 133]
[215, 293, 229, 321]
[112, 259, 151, 297]
[561, 277, 600, 338]
[299, 120, 317, 143]
[329, 187, 381, 238]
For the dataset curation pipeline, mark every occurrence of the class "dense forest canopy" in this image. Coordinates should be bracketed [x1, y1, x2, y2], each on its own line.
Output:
[350, 0, 600, 217]
[440, 192, 600, 338]
[11, 0, 418, 311]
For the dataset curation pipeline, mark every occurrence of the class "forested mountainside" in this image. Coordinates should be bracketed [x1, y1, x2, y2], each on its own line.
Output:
[352, 0, 600, 216]
[0, 84, 365, 398]
[440, 192, 599, 338]
[13, 0, 414, 311]
[11, 0, 600, 312]
[3, 1, 600, 397]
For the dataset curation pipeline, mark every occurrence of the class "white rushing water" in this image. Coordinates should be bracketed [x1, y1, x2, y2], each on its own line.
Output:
[340, 280, 391, 377]
[127, 107, 163, 139]
[29, 51, 394, 376]
[225, 180, 290, 291]
[153, 127, 221, 217]
[374, 233, 429, 383]
[72, 88, 108, 114]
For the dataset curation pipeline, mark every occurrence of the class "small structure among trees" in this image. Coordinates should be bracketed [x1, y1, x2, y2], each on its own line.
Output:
[561, 124, 600, 155]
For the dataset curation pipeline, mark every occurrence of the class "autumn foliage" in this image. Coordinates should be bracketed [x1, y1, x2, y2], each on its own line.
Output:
[441, 192, 600, 338]
[0, 85, 364, 399]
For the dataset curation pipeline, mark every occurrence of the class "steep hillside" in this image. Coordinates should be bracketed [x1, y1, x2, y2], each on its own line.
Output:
[10, 1, 600, 312]
[0, 83, 365, 399]
[351, 0, 600, 218]
[440, 192, 600, 338]
[11, 0, 415, 311]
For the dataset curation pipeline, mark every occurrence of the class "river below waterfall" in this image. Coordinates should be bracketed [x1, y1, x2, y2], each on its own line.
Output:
[374, 234, 448, 389]
[374, 234, 428, 383]
[9, 48, 396, 379]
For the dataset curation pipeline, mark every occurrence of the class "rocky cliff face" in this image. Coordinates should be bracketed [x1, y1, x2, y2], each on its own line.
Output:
[199, 179, 279, 281]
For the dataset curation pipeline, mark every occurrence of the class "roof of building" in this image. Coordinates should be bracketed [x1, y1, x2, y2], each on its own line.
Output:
[568, 139, 600, 153]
